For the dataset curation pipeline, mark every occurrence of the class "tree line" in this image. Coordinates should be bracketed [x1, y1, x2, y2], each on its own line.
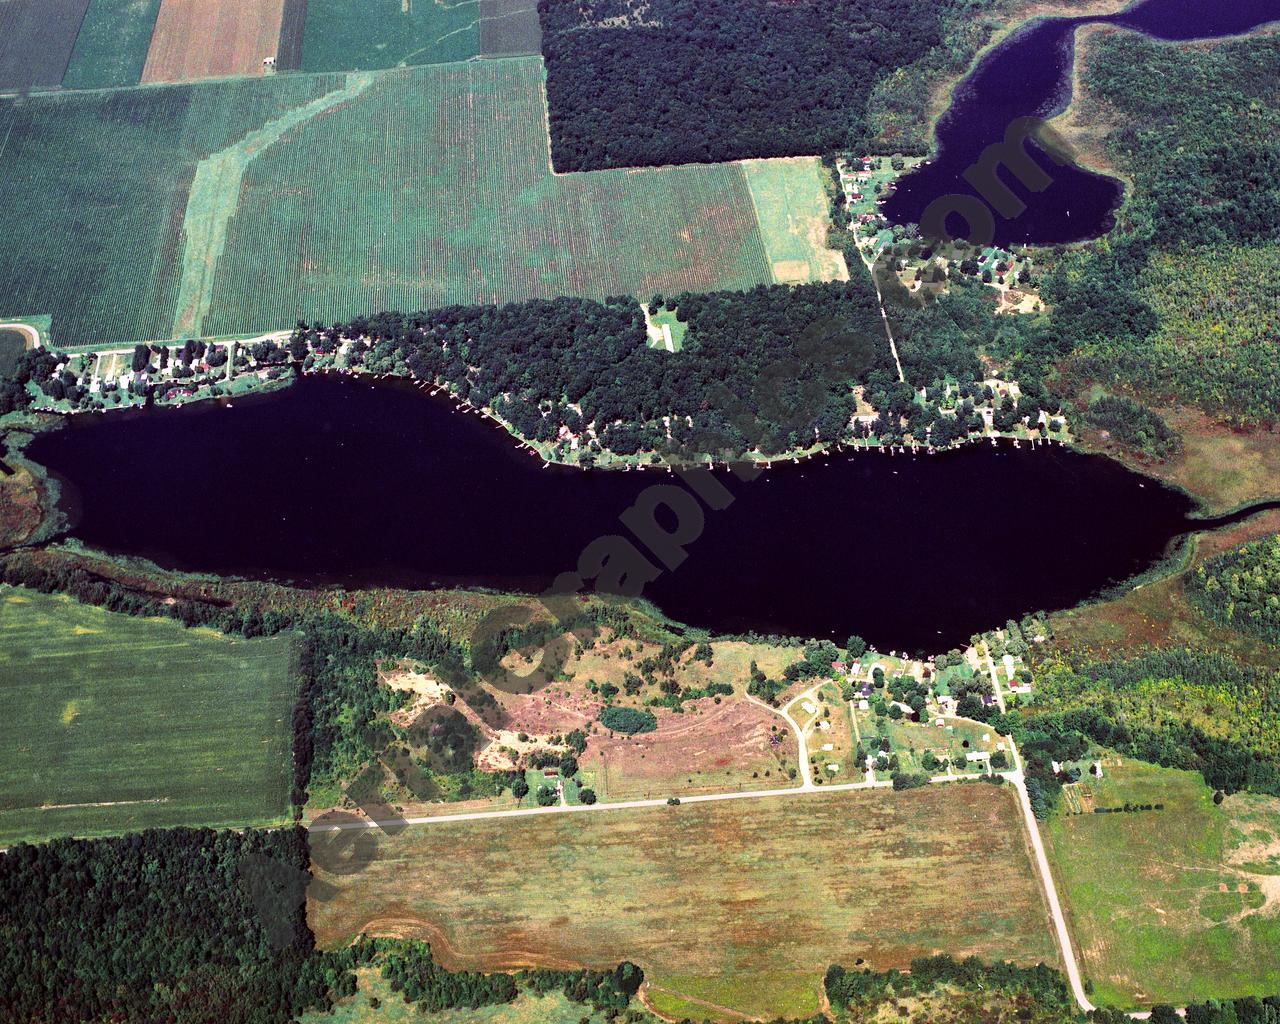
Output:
[538, 0, 982, 170]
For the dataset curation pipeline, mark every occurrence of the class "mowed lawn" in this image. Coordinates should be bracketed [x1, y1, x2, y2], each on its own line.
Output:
[0, 587, 295, 845]
[743, 157, 849, 286]
[310, 784, 1057, 1019]
[1046, 759, 1280, 1008]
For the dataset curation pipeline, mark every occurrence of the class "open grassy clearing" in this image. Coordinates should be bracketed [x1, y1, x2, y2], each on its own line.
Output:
[0, 587, 295, 845]
[1046, 758, 1280, 1008]
[584, 695, 799, 801]
[61, 0, 162, 89]
[310, 784, 1057, 1020]
[0, 0, 91, 92]
[0, 60, 776, 347]
[743, 157, 849, 286]
[300, 0, 480, 72]
[141, 0, 286, 82]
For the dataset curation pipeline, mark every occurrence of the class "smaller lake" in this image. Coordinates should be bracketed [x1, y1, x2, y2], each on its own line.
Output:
[881, 0, 1280, 245]
[25, 376, 1214, 653]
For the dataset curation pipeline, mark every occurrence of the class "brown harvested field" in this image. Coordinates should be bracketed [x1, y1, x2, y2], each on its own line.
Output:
[585, 696, 798, 801]
[141, 0, 286, 82]
[310, 785, 1058, 1019]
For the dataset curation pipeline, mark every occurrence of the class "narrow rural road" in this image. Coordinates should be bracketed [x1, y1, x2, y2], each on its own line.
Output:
[744, 685, 822, 790]
[1003, 738, 1095, 1014]
[308, 714, 1125, 1020]
[984, 646, 1008, 714]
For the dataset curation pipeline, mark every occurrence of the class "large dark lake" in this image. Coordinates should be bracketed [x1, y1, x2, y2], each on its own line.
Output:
[881, 0, 1280, 245]
[28, 375, 1223, 652]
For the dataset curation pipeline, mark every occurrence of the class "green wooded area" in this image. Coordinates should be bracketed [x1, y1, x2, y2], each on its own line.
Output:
[540, 0, 997, 170]
[1042, 34, 1280, 422]
[1188, 536, 1280, 645]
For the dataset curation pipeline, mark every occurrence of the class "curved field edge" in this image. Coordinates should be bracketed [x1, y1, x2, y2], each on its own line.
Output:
[309, 784, 1059, 1020]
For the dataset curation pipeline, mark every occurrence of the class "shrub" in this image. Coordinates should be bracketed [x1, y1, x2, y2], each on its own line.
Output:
[599, 706, 658, 735]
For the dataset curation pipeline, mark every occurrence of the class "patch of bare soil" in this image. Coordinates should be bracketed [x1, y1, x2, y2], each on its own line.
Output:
[586, 696, 797, 799]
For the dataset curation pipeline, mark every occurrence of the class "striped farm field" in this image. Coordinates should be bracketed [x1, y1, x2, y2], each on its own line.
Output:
[0, 59, 787, 346]
[202, 59, 773, 334]
[0, 0, 92, 92]
[0, 73, 344, 347]
[141, 0, 286, 82]
[311, 784, 1058, 1020]
[0, 587, 296, 846]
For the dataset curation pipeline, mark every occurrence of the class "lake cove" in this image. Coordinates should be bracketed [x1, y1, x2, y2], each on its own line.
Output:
[28, 375, 1205, 652]
[881, 0, 1280, 245]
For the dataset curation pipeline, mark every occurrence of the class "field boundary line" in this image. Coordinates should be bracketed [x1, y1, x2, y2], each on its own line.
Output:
[170, 71, 374, 338]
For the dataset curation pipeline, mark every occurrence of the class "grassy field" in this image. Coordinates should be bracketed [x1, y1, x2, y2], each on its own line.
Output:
[0, 328, 24, 374]
[743, 157, 848, 285]
[61, 0, 162, 89]
[1046, 759, 1280, 1008]
[0, 60, 776, 347]
[310, 784, 1057, 1019]
[300, 0, 481, 71]
[0, 587, 296, 845]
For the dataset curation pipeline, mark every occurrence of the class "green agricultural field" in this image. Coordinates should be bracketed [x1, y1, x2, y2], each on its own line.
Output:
[0, 329, 24, 375]
[201, 59, 772, 337]
[0, 587, 296, 845]
[743, 156, 848, 286]
[300, 0, 481, 72]
[0, 60, 773, 347]
[1046, 759, 1280, 1008]
[0, 73, 344, 347]
[311, 784, 1057, 1020]
[61, 0, 162, 89]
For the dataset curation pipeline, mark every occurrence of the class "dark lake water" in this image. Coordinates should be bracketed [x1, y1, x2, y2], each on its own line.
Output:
[881, 0, 1280, 245]
[27, 375, 1221, 653]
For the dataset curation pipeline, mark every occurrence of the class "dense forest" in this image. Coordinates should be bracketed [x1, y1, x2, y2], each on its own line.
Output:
[1039, 33, 1280, 421]
[1008, 649, 1280, 815]
[538, 0, 996, 170]
[287, 278, 1058, 462]
[1187, 535, 1280, 645]
[0, 827, 648, 1024]
[1080, 395, 1180, 458]
[0, 827, 348, 1024]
